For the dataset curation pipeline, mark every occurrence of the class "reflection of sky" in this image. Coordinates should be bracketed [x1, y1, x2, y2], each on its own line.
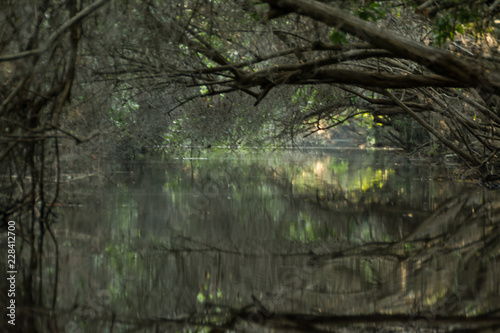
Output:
[314, 160, 326, 177]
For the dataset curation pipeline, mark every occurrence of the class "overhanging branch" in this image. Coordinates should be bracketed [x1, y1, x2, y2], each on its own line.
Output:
[263, 0, 500, 95]
[0, 0, 110, 62]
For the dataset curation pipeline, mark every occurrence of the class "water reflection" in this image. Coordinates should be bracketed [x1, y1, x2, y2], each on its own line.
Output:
[21, 149, 500, 331]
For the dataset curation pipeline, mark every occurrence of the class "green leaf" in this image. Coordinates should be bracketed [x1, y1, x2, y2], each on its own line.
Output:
[250, 12, 261, 21]
[196, 292, 206, 303]
[330, 30, 347, 45]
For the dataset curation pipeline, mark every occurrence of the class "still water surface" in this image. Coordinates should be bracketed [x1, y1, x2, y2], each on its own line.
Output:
[55, 149, 500, 332]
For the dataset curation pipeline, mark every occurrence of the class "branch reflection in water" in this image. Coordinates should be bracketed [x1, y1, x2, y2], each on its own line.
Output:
[8, 149, 500, 332]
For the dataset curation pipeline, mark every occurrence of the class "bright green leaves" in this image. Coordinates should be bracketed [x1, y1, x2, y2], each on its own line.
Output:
[196, 292, 206, 303]
[200, 85, 209, 95]
[196, 280, 223, 305]
[292, 87, 318, 111]
[354, 113, 374, 130]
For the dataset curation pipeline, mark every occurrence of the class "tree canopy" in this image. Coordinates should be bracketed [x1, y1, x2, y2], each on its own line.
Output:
[90, 0, 500, 167]
[2, 1, 500, 223]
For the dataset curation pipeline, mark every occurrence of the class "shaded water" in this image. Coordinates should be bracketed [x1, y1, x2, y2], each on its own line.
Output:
[17, 149, 500, 331]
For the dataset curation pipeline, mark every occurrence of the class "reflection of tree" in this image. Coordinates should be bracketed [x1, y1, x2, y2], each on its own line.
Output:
[90, 159, 499, 332]
[0, 2, 109, 332]
[164, 194, 498, 331]
[25, 155, 499, 332]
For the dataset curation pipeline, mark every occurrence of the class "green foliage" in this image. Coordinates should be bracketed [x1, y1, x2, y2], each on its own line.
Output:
[433, 15, 458, 46]
[292, 87, 319, 111]
[196, 292, 206, 303]
[354, 113, 374, 130]
[199, 85, 209, 95]
[329, 159, 349, 176]
[356, 2, 386, 22]
[362, 260, 374, 283]
[289, 212, 316, 241]
[431, 3, 489, 46]
[330, 29, 347, 45]
[163, 119, 184, 146]
[249, 12, 262, 22]
[108, 91, 140, 129]
[105, 243, 139, 279]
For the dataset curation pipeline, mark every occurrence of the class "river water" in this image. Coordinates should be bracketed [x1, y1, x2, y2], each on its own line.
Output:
[48, 149, 500, 332]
